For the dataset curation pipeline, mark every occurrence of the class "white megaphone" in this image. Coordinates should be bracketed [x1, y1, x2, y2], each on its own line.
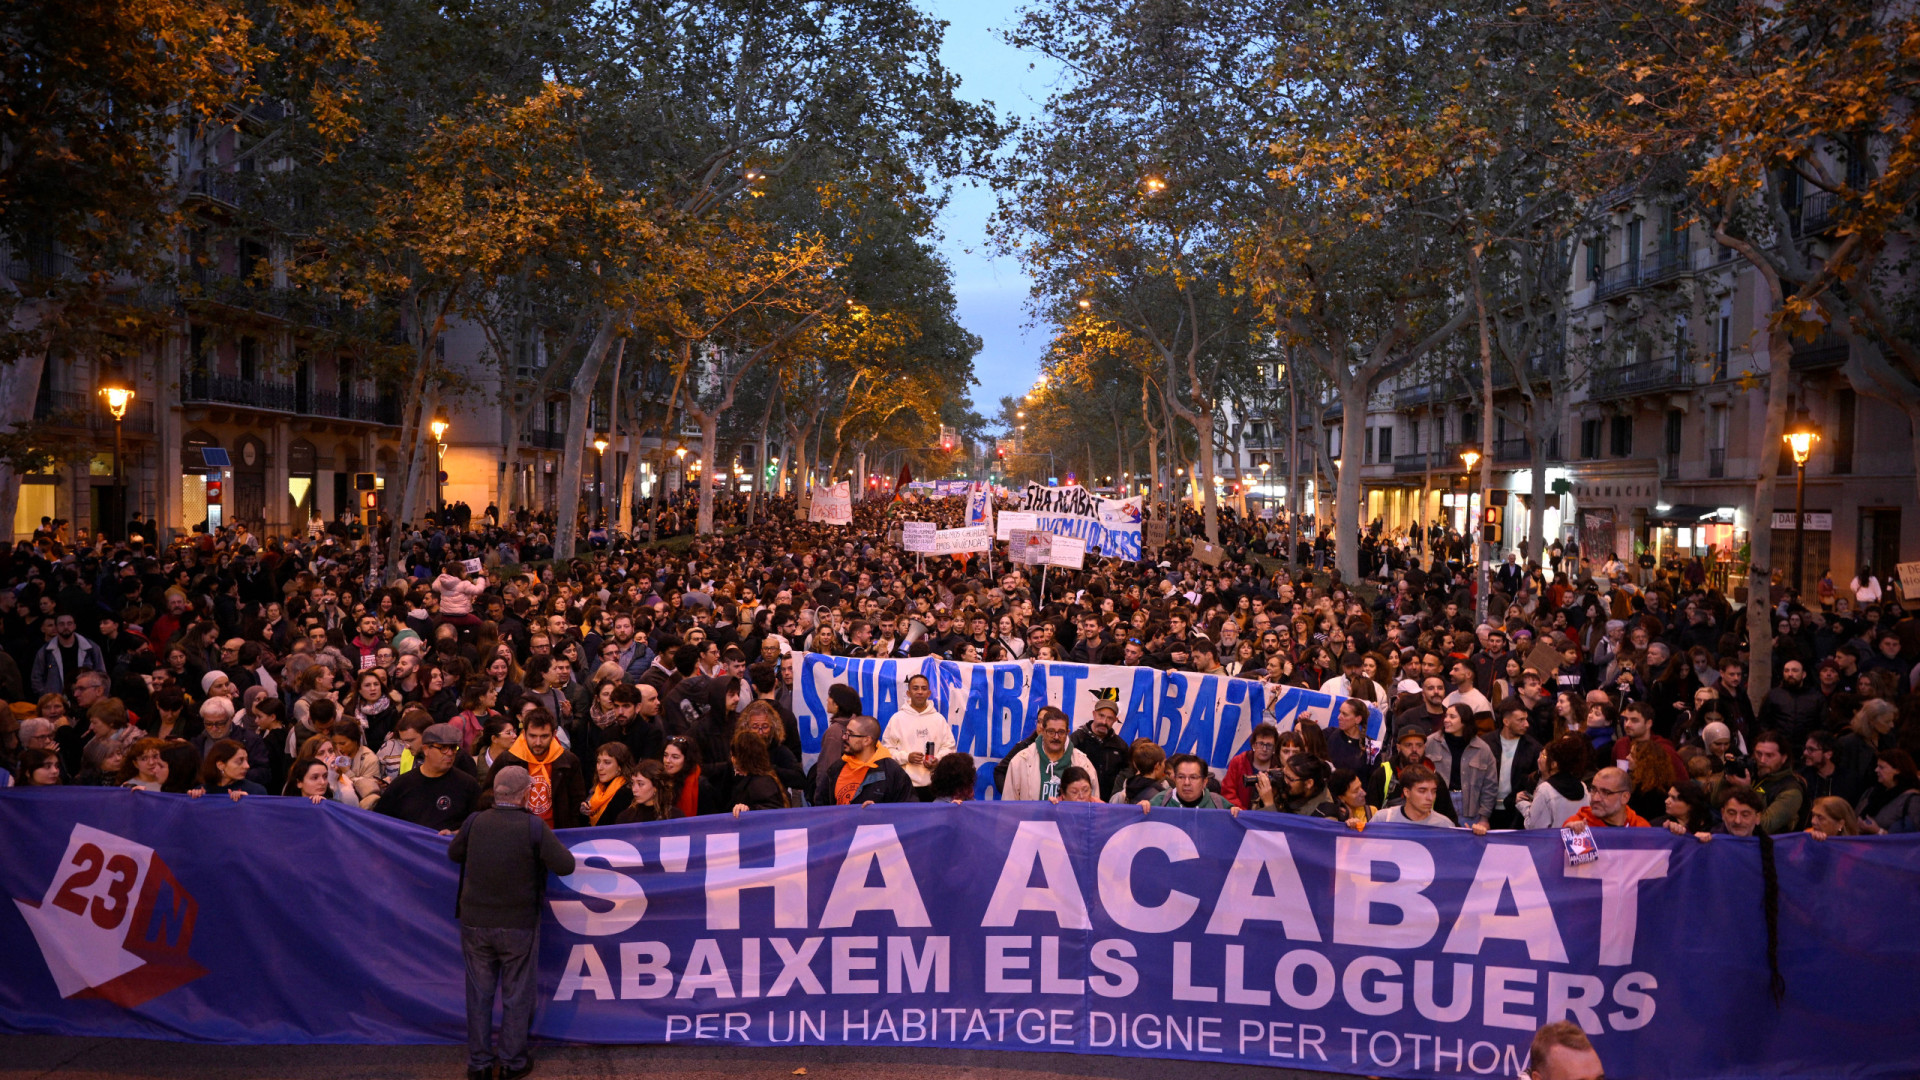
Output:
[897, 617, 930, 655]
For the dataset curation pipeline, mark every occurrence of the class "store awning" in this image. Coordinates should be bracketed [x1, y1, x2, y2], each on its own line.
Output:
[1648, 503, 1735, 524]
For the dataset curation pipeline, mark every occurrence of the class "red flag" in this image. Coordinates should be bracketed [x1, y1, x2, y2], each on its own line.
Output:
[891, 462, 913, 501]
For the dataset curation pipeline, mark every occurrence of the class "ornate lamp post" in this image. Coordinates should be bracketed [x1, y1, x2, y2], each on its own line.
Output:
[1460, 448, 1482, 567]
[592, 435, 609, 523]
[428, 412, 449, 522]
[1783, 409, 1821, 596]
[98, 375, 135, 541]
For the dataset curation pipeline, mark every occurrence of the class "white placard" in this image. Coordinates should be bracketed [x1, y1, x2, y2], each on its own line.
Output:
[933, 526, 991, 555]
[901, 521, 937, 553]
[996, 510, 1039, 541]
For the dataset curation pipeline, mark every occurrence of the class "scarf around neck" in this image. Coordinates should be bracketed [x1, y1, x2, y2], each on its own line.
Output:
[509, 731, 564, 822]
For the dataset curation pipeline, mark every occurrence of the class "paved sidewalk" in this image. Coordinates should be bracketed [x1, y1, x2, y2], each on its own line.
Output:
[0, 1037, 1361, 1080]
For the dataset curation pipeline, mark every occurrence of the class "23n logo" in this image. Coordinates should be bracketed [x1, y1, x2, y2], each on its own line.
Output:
[14, 824, 207, 1008]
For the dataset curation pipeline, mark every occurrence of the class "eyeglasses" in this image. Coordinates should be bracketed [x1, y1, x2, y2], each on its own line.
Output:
[1592, 786, 1629, 797]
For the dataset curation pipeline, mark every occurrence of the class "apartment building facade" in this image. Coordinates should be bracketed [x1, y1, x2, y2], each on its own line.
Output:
[1218, 188, 1916, 592]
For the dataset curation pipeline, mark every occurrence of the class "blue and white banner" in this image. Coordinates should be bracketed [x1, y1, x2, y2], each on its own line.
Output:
[966, 483, 994, 532]
[789, 653, 1385, 794]
[1021, 482, 1143, 562]
[3, 789, 1918, 1080]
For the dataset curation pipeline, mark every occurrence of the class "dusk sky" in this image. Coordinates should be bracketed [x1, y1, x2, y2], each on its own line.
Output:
[924, 0, 1061, 430]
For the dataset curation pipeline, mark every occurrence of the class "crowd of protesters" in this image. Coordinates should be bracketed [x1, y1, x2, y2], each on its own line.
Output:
[1, 487, 1915, 856]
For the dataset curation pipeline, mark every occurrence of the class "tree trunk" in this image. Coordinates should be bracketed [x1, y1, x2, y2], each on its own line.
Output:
[1332, 376, 1367, 581]
[1470, 257, 1496, 623]
[383, 317, 442, 581]
[553, 323, 620, 561]
[1287, 361, 1299, 567]
[1745, 339, 1794, 712]
[1529, 436, 1548, 569]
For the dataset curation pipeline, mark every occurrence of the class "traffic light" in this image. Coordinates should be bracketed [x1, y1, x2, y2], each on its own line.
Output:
[1483, 505, 1504, 527]
[1482, 523, 1502, 544]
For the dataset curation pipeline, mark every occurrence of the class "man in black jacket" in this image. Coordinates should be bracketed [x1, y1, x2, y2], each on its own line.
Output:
[1487, 700, 1543, 830]
[449, 766, 575, 1080]
[1072, 700, 1130, 799]
[817, 716, 914, 805]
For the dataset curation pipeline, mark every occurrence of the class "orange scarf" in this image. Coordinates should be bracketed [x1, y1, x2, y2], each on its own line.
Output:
[587, 777, 622, 825]
[834, 747, 891, 806]
[673, 764, 703, 818]
[508, 732, 565, 823]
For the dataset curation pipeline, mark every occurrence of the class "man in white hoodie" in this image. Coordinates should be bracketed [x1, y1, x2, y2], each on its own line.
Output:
[880, 674, 955, 801]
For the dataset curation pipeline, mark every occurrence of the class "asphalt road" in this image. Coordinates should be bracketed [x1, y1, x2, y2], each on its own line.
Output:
[0, 1037, 1367, 1080]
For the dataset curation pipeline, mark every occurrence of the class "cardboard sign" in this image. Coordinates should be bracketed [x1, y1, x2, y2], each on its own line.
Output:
[1009, 529, 1052, 565]
[808, 481, 853, 525]
[1047, 534, 1087, 569]
[901, 522, 937, 553]
[1896, 562, 1920, 601]
[1193, 539, 1227, 567]
[1145, 519, 1169, 549]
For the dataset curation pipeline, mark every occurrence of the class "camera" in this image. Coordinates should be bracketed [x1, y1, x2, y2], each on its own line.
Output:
[1721, 756, 1756, 783]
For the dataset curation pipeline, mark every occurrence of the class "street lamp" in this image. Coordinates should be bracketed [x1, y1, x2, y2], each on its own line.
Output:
[429, 412, 450, 521]
[1784, 408, 1821, 595]
[98, 374, 134, 541]
[1259, 460, 1271, 512]
[1460, 448, 1482, 567]
[593, 435, 609, 523]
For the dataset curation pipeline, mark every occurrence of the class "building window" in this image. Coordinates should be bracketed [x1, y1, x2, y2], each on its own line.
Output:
[1664, 410, 1682, 478]
[1409, 418, 1420, 451]
[1378, 426, 1393, 462]
[1580, 418, 1602, 460]
[1716, 300, 1732, 380]
[1460, 410, 1479, 446]
[1328, 427, 1341, 461]
[1610, 415, 1634, 457]
[1834, 388, 1855, 474]
[1709, 405, 1728, 478]
[1586, 235, 1604, 283]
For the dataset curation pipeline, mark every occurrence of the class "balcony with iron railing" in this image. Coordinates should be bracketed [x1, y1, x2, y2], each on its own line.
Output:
[299, 387, 402, 425]
[1789, 327, 1849, 370]
[189, 170, 240, 206]
[1393, 445, 1464, 474]
[523, 429, 568, 450]
[185, 372, 298, 412]
[1791, 191, 1839, 237]
[5, 243, 75, 284]
[1595, 245, 1691, 301]
[33, 390, 157, 435]
[1394, 377, 1469, 410]
[186, 370, 399, 425]
[1589, 353, 1696, 399]
[1493, 437, 1533, 463]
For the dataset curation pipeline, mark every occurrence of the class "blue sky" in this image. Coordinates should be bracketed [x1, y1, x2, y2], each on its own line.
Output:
[924, 0, 1060, 428]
